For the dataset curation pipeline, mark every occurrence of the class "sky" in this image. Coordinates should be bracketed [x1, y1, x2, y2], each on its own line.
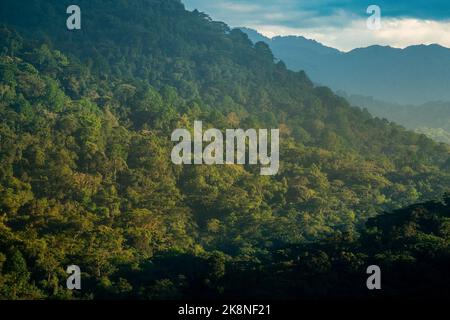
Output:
[182, 0, 450, 51]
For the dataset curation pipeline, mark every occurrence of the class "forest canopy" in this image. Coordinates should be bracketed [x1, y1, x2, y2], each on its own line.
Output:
[0, 0, 449, 299]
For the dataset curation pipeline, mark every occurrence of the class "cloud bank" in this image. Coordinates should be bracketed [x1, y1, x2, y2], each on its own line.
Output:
[183, 0, 450, 51]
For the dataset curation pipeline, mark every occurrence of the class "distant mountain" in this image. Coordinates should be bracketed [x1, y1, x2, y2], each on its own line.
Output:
[240, 27, 342, 87]
[241, 28, 450, 105]
[339, 92, 450, 144]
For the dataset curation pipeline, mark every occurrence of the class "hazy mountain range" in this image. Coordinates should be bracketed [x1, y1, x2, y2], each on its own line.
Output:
[338, 93, 450, 144]
[241, 27, 450, 144]
[241, 27, 450, 106]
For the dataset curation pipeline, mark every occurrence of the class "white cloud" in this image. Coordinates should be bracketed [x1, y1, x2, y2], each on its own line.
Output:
[252, 18, 450, 51]
[183, 0, 450, 51]
[184, 0, 312, 27]
[215, 2, 262, 14]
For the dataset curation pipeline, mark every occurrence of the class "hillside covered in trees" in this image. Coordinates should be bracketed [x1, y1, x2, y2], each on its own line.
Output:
[341, 93, 450, 145]
[0, 0, 449, 299]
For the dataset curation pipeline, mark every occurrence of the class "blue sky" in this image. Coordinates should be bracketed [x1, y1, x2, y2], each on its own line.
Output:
[183, 0, 450, 51]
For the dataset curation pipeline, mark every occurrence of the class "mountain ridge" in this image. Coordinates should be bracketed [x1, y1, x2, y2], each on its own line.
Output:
[241, 27, 450, 105]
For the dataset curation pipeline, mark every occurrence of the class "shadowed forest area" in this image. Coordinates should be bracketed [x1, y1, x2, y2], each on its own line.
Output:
[0, 0, 449, 299]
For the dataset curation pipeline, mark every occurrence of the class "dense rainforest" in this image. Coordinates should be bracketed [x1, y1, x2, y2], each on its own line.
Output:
[0, 0, 449, 299]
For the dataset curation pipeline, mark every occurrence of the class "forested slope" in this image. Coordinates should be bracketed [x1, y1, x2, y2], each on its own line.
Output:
[0, 0, 449, 299]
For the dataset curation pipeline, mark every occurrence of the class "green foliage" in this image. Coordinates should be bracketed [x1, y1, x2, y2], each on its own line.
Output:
[343, 93, 450, 144]
[0, 0, 449, 299]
